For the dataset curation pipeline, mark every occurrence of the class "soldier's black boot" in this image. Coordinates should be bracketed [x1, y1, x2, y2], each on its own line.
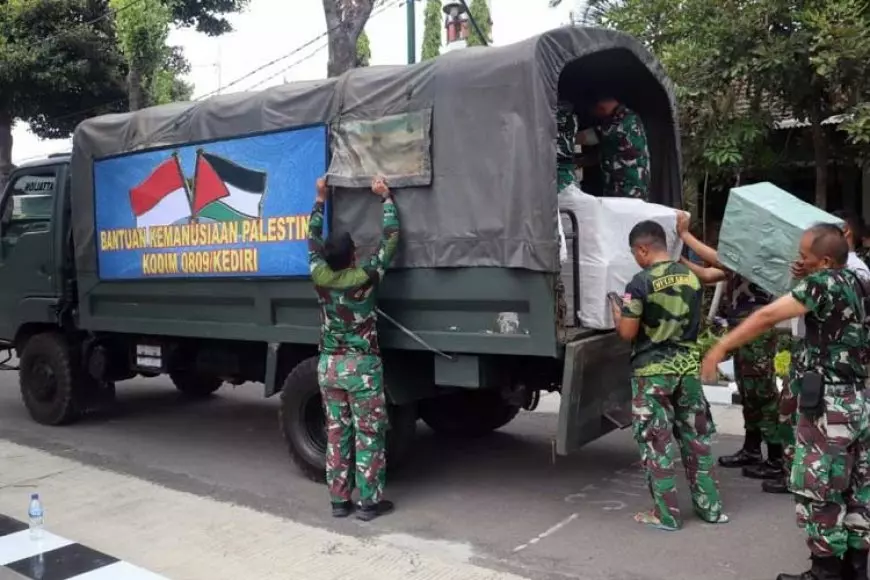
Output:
[761, 477, 789, 494]
[719, 430, 763, 468]
[843, 548, 869, 580]
[775, 554, 842, 580]
[744, 443, 784, 480]
[331, 501, 353, 518]
[356, 500, 394, 522]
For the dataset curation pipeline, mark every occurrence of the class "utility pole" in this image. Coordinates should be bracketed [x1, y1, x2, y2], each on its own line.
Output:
[407, 0, 416, 64]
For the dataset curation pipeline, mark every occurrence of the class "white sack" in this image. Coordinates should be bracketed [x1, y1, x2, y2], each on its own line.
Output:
[558, 187, 684, 330]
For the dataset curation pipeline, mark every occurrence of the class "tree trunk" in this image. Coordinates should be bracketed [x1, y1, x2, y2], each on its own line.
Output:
[322, 0, 374, 78]
[0, 111, 13, 192]
[810, 108, 828, 209]
[127, 66, 145, 111]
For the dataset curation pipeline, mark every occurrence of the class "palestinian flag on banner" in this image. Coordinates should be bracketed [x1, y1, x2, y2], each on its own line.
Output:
[129, 155, 191, 228]
[193, 150, 267, 221]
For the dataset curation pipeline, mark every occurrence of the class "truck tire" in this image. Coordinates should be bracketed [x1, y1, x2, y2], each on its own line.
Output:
[420, 390, 521, 437]
[279, 356, 417, 483]
[169, 371, 222, 398]
[19, 332, 82, 426]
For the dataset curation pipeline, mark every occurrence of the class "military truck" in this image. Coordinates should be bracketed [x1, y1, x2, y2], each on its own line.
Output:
[0, 27, 682, 481]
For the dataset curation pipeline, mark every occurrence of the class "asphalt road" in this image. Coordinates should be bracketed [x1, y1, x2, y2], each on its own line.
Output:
[0, 370, 808, 580]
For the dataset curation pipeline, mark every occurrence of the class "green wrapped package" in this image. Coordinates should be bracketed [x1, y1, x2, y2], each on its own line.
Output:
[718, 182, 843, 297]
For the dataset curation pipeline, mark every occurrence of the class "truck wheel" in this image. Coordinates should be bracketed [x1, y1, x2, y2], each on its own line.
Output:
[19, 332, 81, 426]
[420, 390, 521, 437]
[169, 371, 222, 398]
[279, 356, 417, 483]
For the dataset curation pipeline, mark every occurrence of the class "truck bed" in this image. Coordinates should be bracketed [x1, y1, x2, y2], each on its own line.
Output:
[79, 267, 561, 359]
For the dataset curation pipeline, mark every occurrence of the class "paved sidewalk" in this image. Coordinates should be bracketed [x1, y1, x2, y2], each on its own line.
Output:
[0, 441, 527, 580]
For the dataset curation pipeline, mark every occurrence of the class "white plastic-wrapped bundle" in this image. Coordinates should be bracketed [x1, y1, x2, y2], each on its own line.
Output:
[559, 187, 684, 330]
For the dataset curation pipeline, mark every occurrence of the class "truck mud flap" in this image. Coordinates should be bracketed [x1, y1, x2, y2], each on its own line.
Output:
[556, 331, 632, 456]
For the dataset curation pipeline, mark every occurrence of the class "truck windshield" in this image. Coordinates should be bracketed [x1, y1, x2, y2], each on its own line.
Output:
[8, 173, 55, 221]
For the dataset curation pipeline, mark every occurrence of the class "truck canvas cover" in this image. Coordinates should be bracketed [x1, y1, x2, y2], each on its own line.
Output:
[71, 26, 681, 287]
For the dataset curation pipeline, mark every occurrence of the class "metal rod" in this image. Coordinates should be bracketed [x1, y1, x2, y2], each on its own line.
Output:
[407, 0, 417, 63]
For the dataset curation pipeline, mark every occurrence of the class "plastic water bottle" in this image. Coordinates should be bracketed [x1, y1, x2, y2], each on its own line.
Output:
[28, 493, 44, 541]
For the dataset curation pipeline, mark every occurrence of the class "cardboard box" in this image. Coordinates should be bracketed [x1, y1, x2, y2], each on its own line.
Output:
[718, 182, 843, 297]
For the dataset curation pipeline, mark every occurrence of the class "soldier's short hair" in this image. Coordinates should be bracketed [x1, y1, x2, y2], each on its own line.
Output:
[324, 232, 355, 271]
[807, 222, 849, 266]
[629, 220, 667, 250]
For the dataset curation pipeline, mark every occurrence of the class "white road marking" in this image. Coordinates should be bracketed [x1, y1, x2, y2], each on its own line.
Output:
[512, 513, 579, 553]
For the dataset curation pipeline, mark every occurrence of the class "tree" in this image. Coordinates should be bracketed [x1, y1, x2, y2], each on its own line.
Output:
[0, 0, 127, 185]
[586, 0, 870, 210]
[169, 0, 250, 36]
[110, 0, 172, 110]
[465, 0, 492, 47]
[113, 0, 245, 111]
[421, 0, 443, 60]
[322, 0, 376, 78]
[356, 30, 371, 67]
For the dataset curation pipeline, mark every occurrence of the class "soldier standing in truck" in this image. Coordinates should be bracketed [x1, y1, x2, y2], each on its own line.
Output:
[611, 220, 727, 531]
[307, 175, 399, 522]
[578, 95, 651, 200]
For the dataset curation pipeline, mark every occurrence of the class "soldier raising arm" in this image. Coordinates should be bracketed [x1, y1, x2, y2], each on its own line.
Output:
[702, 224, 870, 580]
[308, 176, 399, 522]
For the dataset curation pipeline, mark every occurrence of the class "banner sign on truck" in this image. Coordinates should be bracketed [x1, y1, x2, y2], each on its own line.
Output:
[93, 124, 327, 280]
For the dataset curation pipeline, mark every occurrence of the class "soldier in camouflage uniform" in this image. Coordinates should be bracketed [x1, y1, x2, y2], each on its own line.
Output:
[582, 97, 651, 200]
[308, 175, 399, 522]
[676, 212, 784, 481]
[702, 224, 870, 580]
[612, 220, 727, 531]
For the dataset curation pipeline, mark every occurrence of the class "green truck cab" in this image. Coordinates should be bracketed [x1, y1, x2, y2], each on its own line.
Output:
[0, 27, 682, 480]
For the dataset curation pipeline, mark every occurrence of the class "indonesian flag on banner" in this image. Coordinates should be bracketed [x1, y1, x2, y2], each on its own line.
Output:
[193, 150, 267, 221]
[129, 156, 191, 228]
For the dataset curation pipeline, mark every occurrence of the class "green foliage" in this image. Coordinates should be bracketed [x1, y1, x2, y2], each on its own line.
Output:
[421, 0, 443, 60]
[356, 30, 371, 67]
[465, 0, 492, 47]
[169, 0, 249, 36]
[0, 0, 128, 136]
[696, 325, 725, 359]
[774, 349, 791, 379]
[111, 0, 202, 108]
[585, 0, 870, 203]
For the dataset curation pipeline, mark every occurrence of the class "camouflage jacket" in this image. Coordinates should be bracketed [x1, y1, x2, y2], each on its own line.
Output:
[723, 272, 772, 325]
[621, 260, 703, 376]
[556, 101, 578, 191]
[597, 104, 651, 200]
[790, 269, 867, 385]
[308, 199, 400, 356]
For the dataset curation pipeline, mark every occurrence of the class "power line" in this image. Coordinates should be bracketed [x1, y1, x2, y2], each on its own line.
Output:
[243, 43, 329, 92]
[16, 0, 405, 151]
[196, 0, 402, 100]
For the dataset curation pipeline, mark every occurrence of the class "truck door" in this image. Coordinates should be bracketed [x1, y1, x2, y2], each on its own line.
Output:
[0, 166, 60, 342]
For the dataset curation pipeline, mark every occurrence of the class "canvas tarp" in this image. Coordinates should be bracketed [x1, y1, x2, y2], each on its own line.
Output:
[70, 26, 682, 279]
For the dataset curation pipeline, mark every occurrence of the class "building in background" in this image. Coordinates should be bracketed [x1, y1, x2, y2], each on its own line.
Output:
[441, 0, 491, 53]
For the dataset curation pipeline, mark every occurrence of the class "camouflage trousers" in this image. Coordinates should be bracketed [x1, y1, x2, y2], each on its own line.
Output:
[790, 384, 870, 558]
[778, 378, 799, 477]
[317, 353, 388, 506]
[631, 374, 724, 529]
[734, 329, 779, 444]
